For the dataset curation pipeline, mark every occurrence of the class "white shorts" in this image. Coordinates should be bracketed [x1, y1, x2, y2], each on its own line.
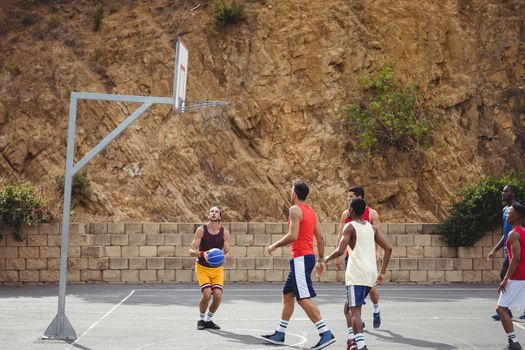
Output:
[497, 280, 525, 308]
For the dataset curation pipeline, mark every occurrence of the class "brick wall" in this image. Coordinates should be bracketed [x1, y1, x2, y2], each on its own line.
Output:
[0, 222, 503, 285]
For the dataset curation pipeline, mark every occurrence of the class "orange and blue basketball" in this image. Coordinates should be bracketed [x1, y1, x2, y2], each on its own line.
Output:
[206, 248, 225, 267]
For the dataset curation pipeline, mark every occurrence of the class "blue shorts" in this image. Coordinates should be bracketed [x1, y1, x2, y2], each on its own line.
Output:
[346, 285, 372, 307]
[283, 254, 317, 300]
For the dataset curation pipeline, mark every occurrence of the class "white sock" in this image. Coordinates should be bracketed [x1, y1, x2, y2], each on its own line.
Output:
[347, 327, 355, 340]
[277, 319, 288, 333]
[373, 304, 380, 313]
[200, 313, 205, 321]
[508, 331, 518, 343]
[315, 320, 329, 334]
[355, 333, 365, 349]
[206, 311, 214, 321]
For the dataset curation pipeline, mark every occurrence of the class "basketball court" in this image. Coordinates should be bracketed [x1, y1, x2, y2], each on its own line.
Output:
[0, 283, 519, 350]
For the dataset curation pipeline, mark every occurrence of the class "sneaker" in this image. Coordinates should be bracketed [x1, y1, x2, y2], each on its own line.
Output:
[204, 320, 220, 330]
[260, 331, 285, 345]
[492, 313, 501, 321]
[310, 330, 336, 350]
[347, 339, 357, 350]
[507, 341, 522, 350]
[197, 320, 206, 330]
[373, 311, 381, 329]
[519, 313, 525, 320]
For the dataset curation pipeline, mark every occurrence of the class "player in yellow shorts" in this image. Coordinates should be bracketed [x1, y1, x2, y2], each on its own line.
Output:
[189, 207, 231, 330]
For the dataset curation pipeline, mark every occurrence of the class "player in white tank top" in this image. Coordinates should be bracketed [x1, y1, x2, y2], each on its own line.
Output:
[324, 198, 392, 350]
[345, 220, 377, 287]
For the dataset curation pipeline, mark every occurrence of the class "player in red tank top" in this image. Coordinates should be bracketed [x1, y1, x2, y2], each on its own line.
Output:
[261, 180, 336, 350]
[496, 203, 525, 350]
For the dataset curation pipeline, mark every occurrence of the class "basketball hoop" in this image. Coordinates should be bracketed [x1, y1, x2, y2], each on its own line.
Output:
[184, 100, 231, 130]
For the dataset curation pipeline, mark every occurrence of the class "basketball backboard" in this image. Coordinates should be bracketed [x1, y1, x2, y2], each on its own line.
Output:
[173, 37, 189, 113]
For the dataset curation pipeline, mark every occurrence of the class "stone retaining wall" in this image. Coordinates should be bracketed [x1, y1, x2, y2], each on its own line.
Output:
[0, 222, 503, 285]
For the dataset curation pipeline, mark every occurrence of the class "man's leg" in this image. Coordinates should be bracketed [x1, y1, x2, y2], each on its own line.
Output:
[498, 306, 521, 349]
[350, 306, 366, 350]
[298, 298, 335, 349]
[369, 287, 381, 328]
[198, 287, 212, 330]
[204, 287, 222, 329]
[261, 273, 295, 344]
[494, 257, 512, 321]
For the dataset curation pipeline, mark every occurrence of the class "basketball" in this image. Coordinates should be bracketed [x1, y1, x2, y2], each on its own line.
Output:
[206, 248, 225, 267]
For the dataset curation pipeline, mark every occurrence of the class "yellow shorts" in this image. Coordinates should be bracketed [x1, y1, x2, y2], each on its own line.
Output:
[195, 262, 224, 291]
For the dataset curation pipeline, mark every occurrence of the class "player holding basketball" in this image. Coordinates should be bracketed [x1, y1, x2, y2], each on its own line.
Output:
[325, 198, 392, 350]
[336, 186, 383, 336]
[496, 203, 525, 350]
[189, 206, 231, 330]
[261, 180, 335, 350]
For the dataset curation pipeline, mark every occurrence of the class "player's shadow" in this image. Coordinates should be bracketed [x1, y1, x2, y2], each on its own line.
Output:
[208, 329, 264, 346]
[367, 329, 457, 349]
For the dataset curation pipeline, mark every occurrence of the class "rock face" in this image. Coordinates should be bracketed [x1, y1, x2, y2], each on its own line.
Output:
[0, 0, 524, 223]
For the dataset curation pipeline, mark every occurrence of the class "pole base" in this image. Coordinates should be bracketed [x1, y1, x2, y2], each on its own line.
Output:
[42, 313, 77, 340]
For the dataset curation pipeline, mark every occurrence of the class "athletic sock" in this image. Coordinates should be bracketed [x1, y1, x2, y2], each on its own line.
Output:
[206, 311, 214, 321]
[315, 320, 329, 334]
[276, 319, 288, 333]
[508, 332, 518, 343]
[347, 327, 355, 341]
[355, 333, 365, 349]
[200, 313, 206, 321]
[373, 304, 380, 313]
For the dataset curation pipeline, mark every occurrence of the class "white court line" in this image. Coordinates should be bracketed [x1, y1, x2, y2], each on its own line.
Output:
[66, 289, 135, 349]
[132, 288, 495, 292]
[514, 322, 525, 331]
[134, 329, 307, 350]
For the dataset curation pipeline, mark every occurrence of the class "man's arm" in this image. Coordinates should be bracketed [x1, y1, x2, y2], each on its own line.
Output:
[313, 218, 326, 277]
[369, 208, 382, 260]
[374, 226, 392, 285]
[223, 228, 231, 258]
[499, 231, 520, 293]
[267, 206, 301, 255]
[189, 226, 204, 257]
[325, 223, 353, 265]
[335, 210, 348, 270]
[488, 236, 504, 260]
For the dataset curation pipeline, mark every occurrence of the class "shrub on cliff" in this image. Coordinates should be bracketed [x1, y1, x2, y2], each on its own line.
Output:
[437, 174, 525, 247]
[213, 0, 245, 30]
[56, 170, 91, 208]
[0, 182, 53, 241]
[339, 64, 437, 158]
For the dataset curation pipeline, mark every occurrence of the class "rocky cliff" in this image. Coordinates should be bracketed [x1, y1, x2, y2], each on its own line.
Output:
[0, 0, 524, 223]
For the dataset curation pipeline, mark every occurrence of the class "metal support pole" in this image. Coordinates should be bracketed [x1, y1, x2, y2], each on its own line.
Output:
[43, 92, 172, 340]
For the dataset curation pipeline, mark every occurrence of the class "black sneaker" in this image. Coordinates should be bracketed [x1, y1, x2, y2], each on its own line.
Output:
[197, 320, 206, 330]
[507, 341, 522, 350]
[205, 320, 221, 329]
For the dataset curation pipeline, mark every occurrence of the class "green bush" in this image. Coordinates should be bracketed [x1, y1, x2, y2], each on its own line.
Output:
[0, 183, 53, 241]
[437, 174, 525, 247]
[56, 170, 91, 208]
[339, 65, 436, 157]
[93, 4, 104, 32]
[213, 0, 245, 29]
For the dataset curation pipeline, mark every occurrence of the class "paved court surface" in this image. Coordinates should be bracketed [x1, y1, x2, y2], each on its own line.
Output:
[0, 283, 522, 349]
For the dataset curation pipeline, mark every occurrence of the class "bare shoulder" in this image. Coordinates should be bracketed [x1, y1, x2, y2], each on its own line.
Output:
[222, 226, 231, 236]
[194, 225, 205, 236]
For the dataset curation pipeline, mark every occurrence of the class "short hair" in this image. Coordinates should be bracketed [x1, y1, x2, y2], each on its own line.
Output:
[293, 180, 309, 201]
[350, 198, 367, 215]
[507, 185, 519, 199]
[513, 203, 525, 219]
[348, 186, 365, 199]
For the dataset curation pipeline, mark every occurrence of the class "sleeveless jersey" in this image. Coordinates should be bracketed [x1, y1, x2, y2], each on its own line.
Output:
[345, 220, 377, 287]
[344, 206, 372, 256]
[197, 225, 224, 267]
[290, 203, 316, 258]
[345, 206, 371, 224]
[507, 226, 525, 280]
[503, 202, 520, 253]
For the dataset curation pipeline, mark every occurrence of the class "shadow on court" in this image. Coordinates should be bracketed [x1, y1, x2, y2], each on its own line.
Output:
[367, 329, 457, 350]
